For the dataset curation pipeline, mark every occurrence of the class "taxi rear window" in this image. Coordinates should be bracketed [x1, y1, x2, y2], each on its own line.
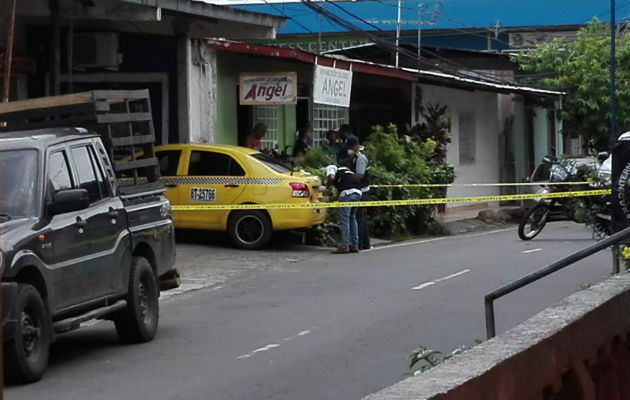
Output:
[251, 153, 292, 173]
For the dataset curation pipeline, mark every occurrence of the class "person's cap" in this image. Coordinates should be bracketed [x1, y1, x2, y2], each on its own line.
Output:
[345, 135, 359, 148]
[325, 165, 338, 177]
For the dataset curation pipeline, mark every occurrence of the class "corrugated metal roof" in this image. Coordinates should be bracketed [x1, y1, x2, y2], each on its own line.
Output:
[208, 39, 563, 97]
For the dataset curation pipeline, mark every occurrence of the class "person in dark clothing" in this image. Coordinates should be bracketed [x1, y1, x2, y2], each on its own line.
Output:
[346, 135, 371, 249]
[321, 130, 339, 160]
[326, 165, 362, 254]
[293, 123, 311, 157]
[336, 124, 353, 164]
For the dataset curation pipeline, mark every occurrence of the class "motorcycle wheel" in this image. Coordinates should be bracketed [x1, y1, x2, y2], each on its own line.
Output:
[518, 203, 550, 241]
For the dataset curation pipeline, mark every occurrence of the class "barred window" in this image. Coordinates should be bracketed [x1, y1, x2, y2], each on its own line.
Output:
[252, 105, 279, 151]
[312, 103, 348, 146]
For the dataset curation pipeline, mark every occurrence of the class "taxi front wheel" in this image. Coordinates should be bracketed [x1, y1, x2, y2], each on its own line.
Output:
[228, 210, 272, 250]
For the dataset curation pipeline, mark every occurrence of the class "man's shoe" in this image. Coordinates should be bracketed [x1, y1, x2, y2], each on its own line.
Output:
[331, 247, 349, 254]
[349, 246, 360, 253]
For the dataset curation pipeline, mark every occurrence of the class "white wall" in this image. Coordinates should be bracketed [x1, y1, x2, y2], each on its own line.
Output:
[178, 38, 218, 143]
[420, 84, 501, 208]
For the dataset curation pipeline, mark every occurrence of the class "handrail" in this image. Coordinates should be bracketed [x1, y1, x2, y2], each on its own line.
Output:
[484, 227, 630, 339]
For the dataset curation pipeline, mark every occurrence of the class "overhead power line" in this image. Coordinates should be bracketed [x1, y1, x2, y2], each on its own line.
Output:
[299, 0, 519, 85]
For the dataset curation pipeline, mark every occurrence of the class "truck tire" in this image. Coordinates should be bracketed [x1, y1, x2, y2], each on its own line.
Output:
[4, 284, 51, 384]
[114, 257, 159, 343]
[227, 210, 272, 250]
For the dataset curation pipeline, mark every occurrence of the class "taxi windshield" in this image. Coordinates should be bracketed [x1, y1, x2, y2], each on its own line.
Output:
[250, 153, 292, 174]
[0, 149, 39, 219]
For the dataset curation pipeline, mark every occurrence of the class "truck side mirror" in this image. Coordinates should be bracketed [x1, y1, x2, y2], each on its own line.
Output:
[596, 151, 609, 163]
[49, 188, 90, 215]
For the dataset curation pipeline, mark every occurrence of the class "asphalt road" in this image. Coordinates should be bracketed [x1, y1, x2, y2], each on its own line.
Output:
[5, 222, 614, 400]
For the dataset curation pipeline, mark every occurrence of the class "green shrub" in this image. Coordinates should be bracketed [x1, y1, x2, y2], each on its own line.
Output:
[365, 123, 455, 236]
[296, 114, 455, 244]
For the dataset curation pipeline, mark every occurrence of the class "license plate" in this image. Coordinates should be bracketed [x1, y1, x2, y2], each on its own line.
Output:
[190, 187, 216, 202]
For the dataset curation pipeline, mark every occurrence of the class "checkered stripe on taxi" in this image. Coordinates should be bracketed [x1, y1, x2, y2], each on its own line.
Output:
[161, 177, 283, 185]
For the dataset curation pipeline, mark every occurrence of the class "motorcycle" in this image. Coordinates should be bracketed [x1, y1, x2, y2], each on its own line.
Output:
[518, 154, 610, 240]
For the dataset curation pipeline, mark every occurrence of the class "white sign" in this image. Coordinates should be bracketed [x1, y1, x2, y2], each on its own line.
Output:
[313, 65, 352, 108]
[239, 72, 297, 105]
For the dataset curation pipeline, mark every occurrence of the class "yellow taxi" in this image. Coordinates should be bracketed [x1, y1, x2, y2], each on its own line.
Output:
[155, 144, 326, 249]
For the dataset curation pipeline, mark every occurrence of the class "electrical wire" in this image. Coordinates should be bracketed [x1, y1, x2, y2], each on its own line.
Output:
[315, 0, 520, 84]
[262, 0, 315, 33]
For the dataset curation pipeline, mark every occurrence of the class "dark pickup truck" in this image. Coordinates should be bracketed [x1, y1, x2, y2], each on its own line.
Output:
[0, 91, 178, 383]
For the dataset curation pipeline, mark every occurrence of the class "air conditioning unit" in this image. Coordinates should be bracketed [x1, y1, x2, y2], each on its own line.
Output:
[71, 32, 120, 69]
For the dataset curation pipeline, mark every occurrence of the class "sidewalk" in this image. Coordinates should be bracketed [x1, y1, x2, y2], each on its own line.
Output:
[435, 205, 522, 235]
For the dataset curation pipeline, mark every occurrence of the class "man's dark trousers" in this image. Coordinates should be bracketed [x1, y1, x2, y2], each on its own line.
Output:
[357, 191, 370, 249]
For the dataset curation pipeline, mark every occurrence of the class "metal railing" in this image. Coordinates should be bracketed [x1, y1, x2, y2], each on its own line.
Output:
[484, 227, 630, 339]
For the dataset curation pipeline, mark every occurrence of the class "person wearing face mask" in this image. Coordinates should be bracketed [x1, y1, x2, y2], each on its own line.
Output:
[345, 135, 371, 250]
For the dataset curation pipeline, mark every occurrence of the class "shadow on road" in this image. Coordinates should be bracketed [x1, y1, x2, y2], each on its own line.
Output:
[174, 228, 311, 251]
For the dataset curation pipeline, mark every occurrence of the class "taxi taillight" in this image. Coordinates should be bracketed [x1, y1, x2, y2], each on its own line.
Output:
[290, 182, 310, 198]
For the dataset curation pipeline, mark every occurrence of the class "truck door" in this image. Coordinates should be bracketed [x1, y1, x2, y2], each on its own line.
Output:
[45, 148, 96, 310]
[67, 143, 125, 300]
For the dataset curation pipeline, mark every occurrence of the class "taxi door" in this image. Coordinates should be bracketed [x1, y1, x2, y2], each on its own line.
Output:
[176, 149, 247, 228]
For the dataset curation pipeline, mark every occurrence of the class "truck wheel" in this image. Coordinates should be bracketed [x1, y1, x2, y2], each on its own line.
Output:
[114, 257, 159, 343]
[4, 284, 51, 384]
[228, 210, 272, 250]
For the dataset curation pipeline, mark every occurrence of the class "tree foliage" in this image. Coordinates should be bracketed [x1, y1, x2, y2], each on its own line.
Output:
[511, 20, 630, 149]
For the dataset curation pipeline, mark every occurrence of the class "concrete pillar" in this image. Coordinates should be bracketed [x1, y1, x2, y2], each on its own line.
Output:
[533, 106, 548, 165]
[512, 96, 527, 184]
[555, 98, 564, 155]
[176, 35, 191, 143]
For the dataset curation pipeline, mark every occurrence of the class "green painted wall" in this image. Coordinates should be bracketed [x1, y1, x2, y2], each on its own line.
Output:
[214, 52, 314, 148]
[215, 55, 239, 145]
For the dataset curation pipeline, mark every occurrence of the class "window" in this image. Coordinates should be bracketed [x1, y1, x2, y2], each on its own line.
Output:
[312, 103, 347, 146]
[157, 150, 182, 176]
[49, 151, 73, 192]
[458, 112, 476, 165]
[251, 153, 292, 173]
[87, 146, 110, 197]
[71, 146, 102, 202]
[252, 105, 279, 150]
[188, 151, 245, 176]
[0, 150, 39, 217]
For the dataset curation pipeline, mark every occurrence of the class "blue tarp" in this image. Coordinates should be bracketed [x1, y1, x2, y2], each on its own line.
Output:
[234, 0, 627, 34]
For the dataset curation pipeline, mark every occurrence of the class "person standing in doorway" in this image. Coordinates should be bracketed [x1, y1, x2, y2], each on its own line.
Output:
[326, 165, 362, 254]
[346, 135, 371, 250]
[245, 122, 267, 151]
[321, 130, 339, 160]
[293, 122, 311, 157]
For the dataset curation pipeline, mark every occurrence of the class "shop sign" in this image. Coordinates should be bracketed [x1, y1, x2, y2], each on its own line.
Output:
[239, 72, 297, 105]
[313, 64, 352, 108]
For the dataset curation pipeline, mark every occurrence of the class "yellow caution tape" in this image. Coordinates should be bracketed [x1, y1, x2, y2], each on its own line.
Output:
[371, 181, 593, 188]
[171, 189, 611, 211]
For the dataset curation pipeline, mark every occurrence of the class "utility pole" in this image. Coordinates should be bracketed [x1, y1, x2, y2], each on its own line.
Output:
[610, 0, 616, 146]
[417, 4, 422, 71]
[2, 0, 17, 103]
[395, 0, 401, 67]
[368, 2, 437, 70]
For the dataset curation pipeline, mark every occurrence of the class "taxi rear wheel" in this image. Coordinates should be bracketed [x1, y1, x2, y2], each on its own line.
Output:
[228, 210, 272, 250]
